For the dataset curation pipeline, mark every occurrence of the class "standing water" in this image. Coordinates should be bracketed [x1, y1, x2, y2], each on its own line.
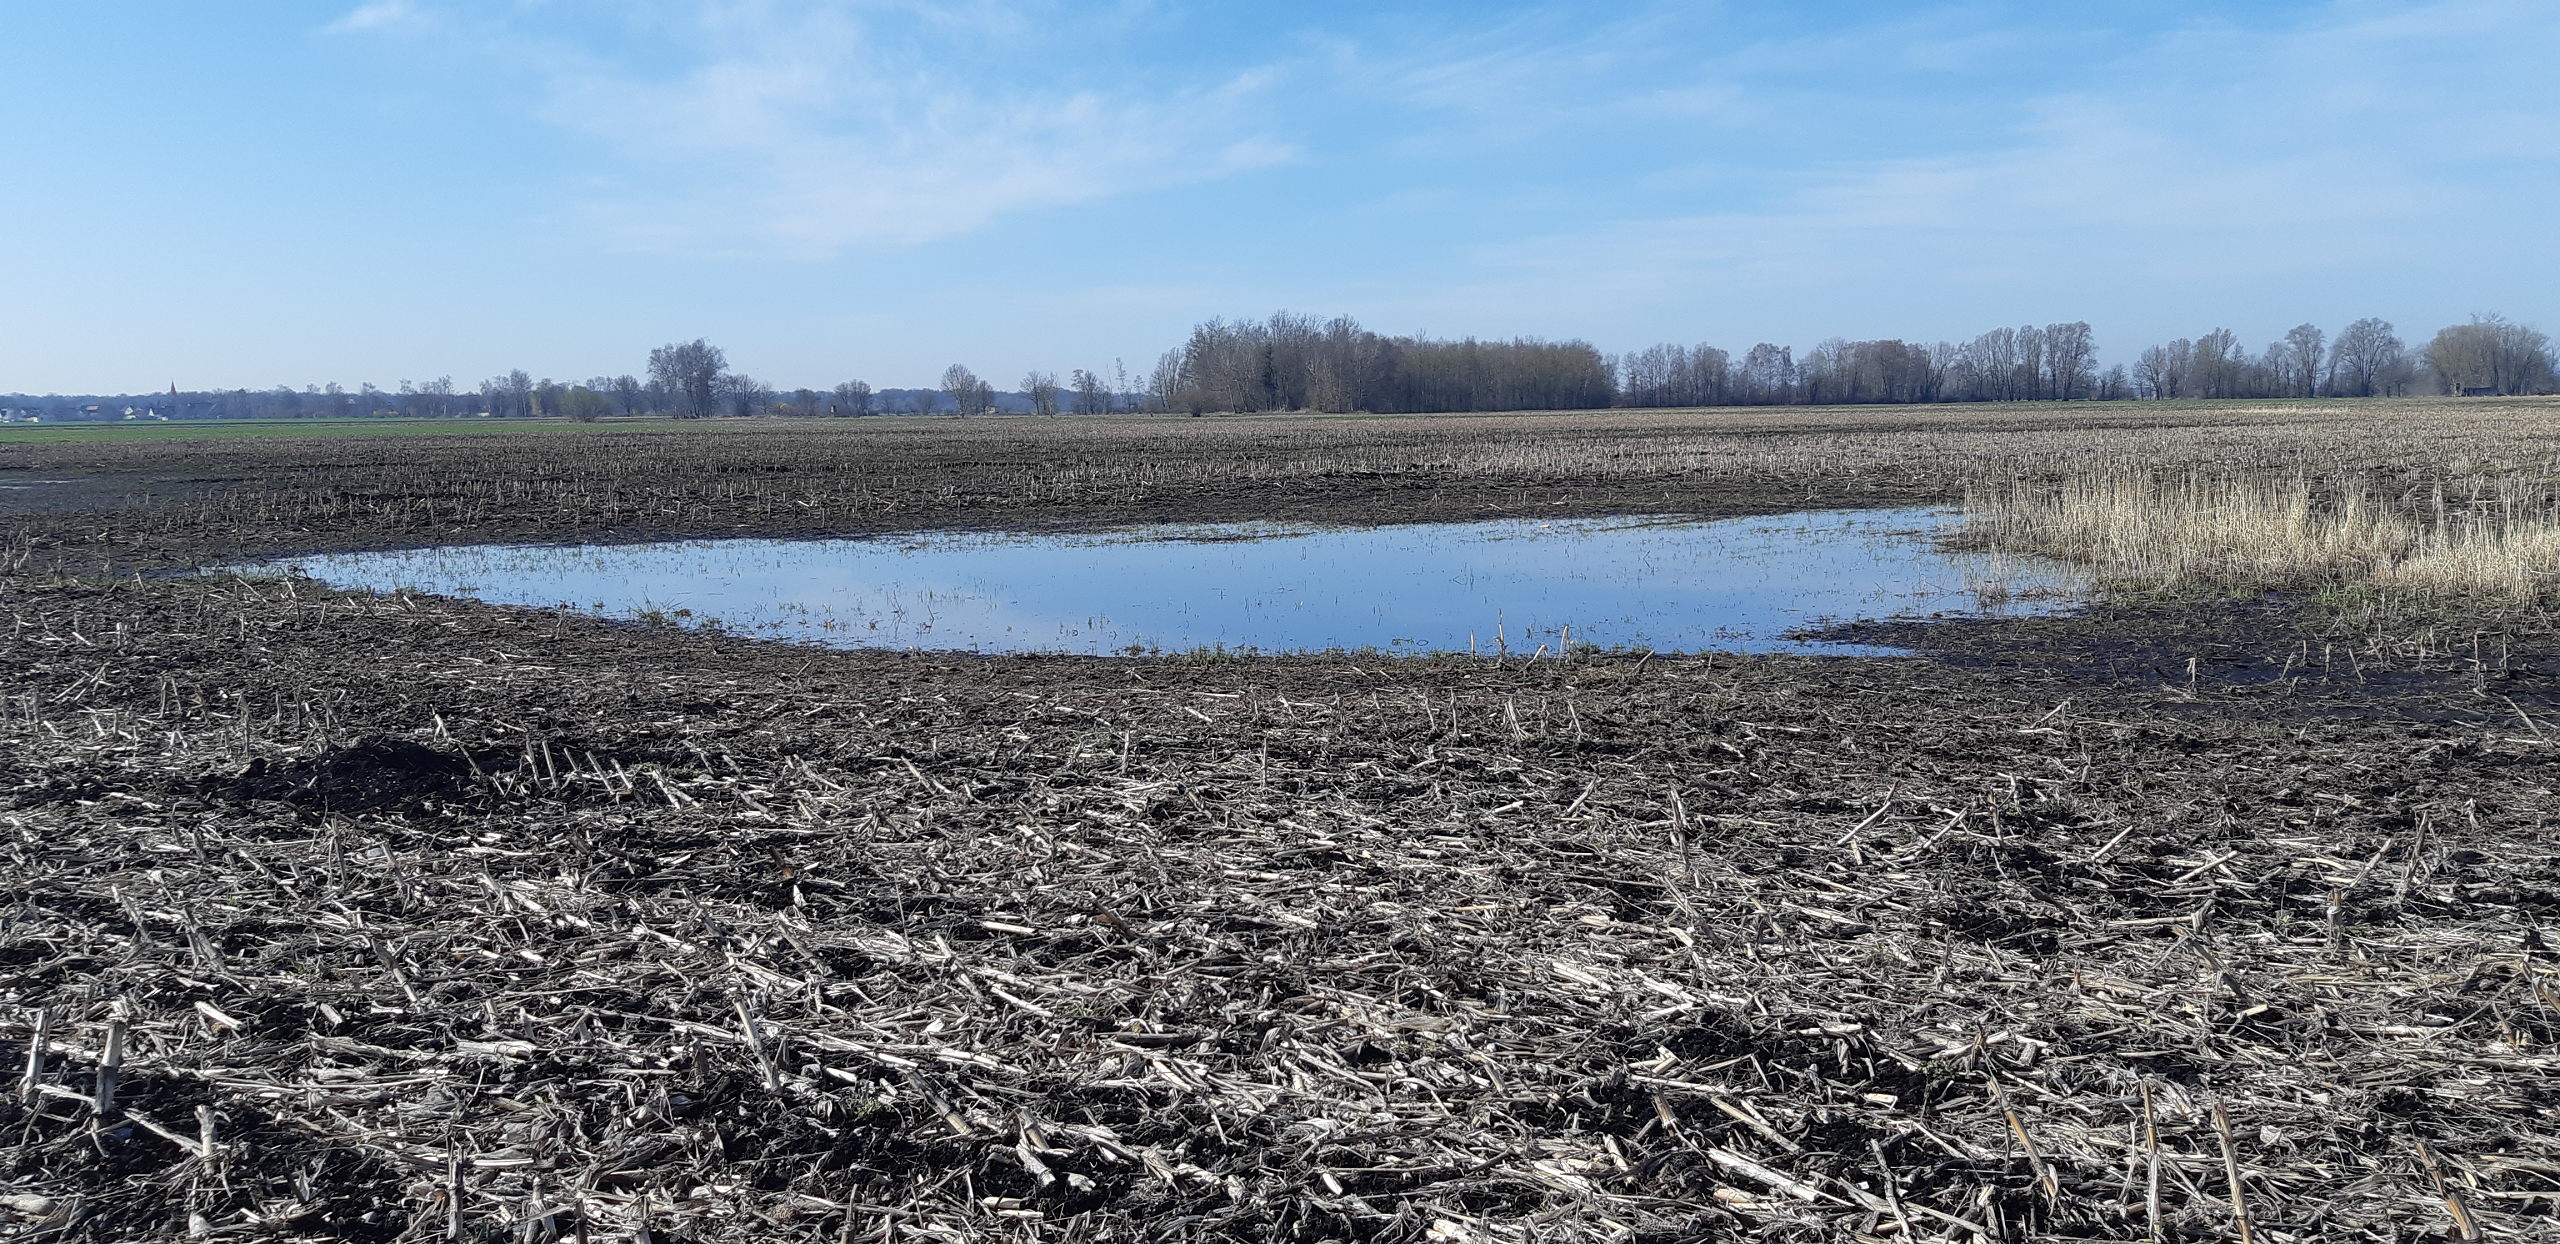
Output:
[249, 508, 2080, 656]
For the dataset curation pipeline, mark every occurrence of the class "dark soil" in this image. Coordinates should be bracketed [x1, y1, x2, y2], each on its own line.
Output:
[206, 734, 482, 818]
[0, 412, 1955, 570]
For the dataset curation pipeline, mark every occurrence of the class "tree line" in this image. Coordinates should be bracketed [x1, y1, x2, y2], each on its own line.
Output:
[1612, 326, 2104, 407]
[1134, 314, 1616, 415]
[9, 315, 2552, 423]
[1112, 312, 2552, 413]
[1610, 316, 2554, 409]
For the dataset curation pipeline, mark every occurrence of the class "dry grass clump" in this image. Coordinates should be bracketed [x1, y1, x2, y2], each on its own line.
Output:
[1963, 470, 2560, 600]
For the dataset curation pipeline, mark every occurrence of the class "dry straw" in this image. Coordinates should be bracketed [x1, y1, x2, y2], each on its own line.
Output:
[1962, 470, 2560, 600]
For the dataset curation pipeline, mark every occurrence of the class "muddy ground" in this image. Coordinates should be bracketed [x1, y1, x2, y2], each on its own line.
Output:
[10, 399, 2557, 570]
[7, 412, 2560, 1242]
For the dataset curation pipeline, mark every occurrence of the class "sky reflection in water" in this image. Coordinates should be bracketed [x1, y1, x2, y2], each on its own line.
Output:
[263, 508, 2081, 656]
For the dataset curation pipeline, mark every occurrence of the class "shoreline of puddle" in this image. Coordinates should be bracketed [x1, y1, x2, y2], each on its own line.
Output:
[227, 508, 2090, 658]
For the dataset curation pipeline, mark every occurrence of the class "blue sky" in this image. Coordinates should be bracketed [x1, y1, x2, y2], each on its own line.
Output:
[3, 1, 2554, 394]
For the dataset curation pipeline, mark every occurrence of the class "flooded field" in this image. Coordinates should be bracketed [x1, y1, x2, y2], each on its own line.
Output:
[251, 507, 2082, 655]
[19, 403, 2560, 1242]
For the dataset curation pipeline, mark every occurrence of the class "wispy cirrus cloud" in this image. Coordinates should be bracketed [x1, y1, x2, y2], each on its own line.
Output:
[335, 1, 1297, 255]
[323, 1, 424, 34]
[306, 0, 2560, 358]
[1394, 0, 2560, 345]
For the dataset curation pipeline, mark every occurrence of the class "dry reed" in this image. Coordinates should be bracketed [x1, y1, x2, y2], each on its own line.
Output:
[1963, 470, 2560, 600]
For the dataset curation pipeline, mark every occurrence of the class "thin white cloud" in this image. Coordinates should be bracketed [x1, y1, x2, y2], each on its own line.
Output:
[323, 1, 422, 34]
[307, 0, 2560, 354]
[1424, 0, 2560, 345]
[550, 68, 1293, 253]
[376, 2, 1298, 255]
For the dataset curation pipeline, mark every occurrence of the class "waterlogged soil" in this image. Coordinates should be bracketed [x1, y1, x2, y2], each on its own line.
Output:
[18, 397, 2559, 569]
[8, 566, 2560, 1243]
[0, 412, 1952, 570]
[9, 411, 2560, 1240]
[1822, 594, 2560, 713]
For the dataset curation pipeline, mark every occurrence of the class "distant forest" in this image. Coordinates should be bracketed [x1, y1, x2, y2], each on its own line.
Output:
[1163, 312, 2553, 413]
[6, 313, 2551, 422]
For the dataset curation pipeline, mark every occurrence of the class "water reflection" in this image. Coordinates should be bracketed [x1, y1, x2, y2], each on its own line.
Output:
[255, 508, 2081, 656]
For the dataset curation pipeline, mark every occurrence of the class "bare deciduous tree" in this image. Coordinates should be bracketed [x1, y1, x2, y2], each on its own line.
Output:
[1738, 343, 1796, 404]
[941, 364, 988, 416]
[2327, 319, 2407, 397]
[2189, 329, 2244, 399]
[1022, 371, 1061, 417]
[2281, 324, 2325, 397]
[648, 340, 727, 419]
[1952, 329, 2019, 401]
[473, 370, 534, 418]
[832, 380, 872, 415]
[2427, 314, 2556, 396]
[2014, 325, 2047, 400]
[2134, 340, 2191, 399]
[1149, 350, 1186, 414]
[1069, 369, 1108, 415]
[607, 374, 644, 414]
[2043, 322, 2096, 400]
[720, 373, 773, 417]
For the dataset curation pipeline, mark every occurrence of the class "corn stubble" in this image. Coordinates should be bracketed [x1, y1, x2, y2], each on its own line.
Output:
[7, 396, 2560, 1242]
[4, 561, 2557, 1242]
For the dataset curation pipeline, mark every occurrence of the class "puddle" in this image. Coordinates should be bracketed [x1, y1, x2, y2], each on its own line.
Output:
[245, 508, 2083, 656]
